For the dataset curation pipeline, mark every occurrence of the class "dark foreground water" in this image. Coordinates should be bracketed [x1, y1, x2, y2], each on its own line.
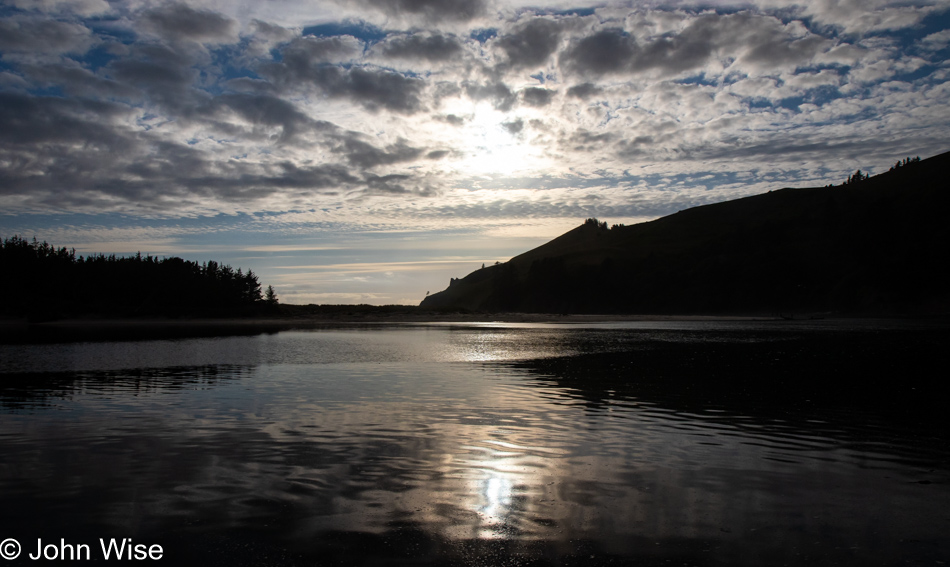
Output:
[1, 321, 948, 566]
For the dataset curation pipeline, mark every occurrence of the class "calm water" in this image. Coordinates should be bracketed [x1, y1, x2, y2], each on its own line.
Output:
[1, 322, 948, 566]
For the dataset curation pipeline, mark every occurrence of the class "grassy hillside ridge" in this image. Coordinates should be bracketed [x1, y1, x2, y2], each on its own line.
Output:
[421, 151, 950, 315]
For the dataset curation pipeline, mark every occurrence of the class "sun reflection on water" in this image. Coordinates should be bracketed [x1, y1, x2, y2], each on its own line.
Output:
[479, 475, 513, 533]
[457, 331, 520, 361]
[445, 434, 563, 541]
[452, 329, 573, 362]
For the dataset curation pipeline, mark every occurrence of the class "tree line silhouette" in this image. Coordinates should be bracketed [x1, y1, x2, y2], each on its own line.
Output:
[0, 236, 278, 320]
[837, 156, 921, 186]
[825, 156, 920, 187]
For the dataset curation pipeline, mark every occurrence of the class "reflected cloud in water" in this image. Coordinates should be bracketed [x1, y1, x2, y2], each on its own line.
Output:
[1, 324, 948, 565]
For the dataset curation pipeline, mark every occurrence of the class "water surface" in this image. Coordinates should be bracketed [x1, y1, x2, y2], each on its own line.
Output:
[1, 322, 947, 565]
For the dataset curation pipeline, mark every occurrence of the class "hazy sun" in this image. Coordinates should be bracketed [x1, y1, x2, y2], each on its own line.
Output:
[451, 103, 550, 177]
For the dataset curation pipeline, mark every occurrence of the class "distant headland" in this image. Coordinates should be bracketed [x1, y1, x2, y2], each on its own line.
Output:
[422, 151, 950, 317]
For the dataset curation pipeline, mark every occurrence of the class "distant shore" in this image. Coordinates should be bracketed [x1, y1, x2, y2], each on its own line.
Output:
[0, 311, 776, 333]
[2, 310, 945, 345]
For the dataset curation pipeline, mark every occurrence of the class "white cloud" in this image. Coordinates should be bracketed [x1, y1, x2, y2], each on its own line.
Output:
[920, 28, 950, 51]
[751, 0, 946, 34]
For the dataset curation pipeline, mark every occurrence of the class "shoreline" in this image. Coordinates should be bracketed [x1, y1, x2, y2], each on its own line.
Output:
[2, 311, 946, 345]
[11, 312, 777, 325]
[0, 312, 772, 336]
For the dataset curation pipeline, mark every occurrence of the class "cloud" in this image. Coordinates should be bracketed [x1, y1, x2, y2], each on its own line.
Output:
[106, 43, 203, 109]
[379, 32, 464, 61]
[782, 69, 842, 90]
[0, 15, 97, 57]
[109, 42, 195, 83]
[0, 92, 131, 149]
[279, 35, 364, 67]
[566, 82, 604, 99]
[561, 12, 835, 79]
[0, 92, 142, 201]
[464, 81, 516, 110]
[361, 173, 409, 193]
[16, 60, 139, 99]
[502, 118, 524, 134]
[847, 54, 927, 85]
[9, 0, 109, 16]
[249, 19, 297, 43]
[521, 87, 556, 106]
[349, 0, 487, 23]
[920, 29, 950, 51]
[561, 28, 638, 77]
[139, 2, 238, 44]
[319, 66, 428, 113]
[563, 129, 615, 153]
[333, 136, 424, 168]
[0, 89, 430, 213]
[437, 113, 467, 126]
[736, 29, 832, 72]
[207, 93, 336, 144]
[751, 0, 937, 34]
[242, 20, 297, 59]
[497, 17, 563, 69]
[0, 71, 31, 90]
[261, 38, 427, 113]
[234, 162, 360, 192]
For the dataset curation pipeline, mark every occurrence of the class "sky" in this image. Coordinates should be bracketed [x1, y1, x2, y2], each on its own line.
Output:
[1, 0, 949, 305]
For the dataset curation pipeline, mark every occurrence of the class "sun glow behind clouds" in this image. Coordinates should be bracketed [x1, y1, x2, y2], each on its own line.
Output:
[451, 103, 552, 177]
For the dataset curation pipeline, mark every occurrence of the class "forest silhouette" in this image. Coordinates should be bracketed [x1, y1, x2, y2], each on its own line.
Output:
[0, 237, 277, 320]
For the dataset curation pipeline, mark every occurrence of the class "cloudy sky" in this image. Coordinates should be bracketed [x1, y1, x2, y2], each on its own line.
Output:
[2, 0, 949, 304]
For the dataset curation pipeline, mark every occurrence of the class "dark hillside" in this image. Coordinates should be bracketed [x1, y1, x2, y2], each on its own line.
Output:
[422, 151, 950, 315]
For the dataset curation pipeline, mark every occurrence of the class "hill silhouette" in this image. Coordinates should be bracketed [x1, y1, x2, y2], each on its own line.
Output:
[421, 151, 950, 316]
